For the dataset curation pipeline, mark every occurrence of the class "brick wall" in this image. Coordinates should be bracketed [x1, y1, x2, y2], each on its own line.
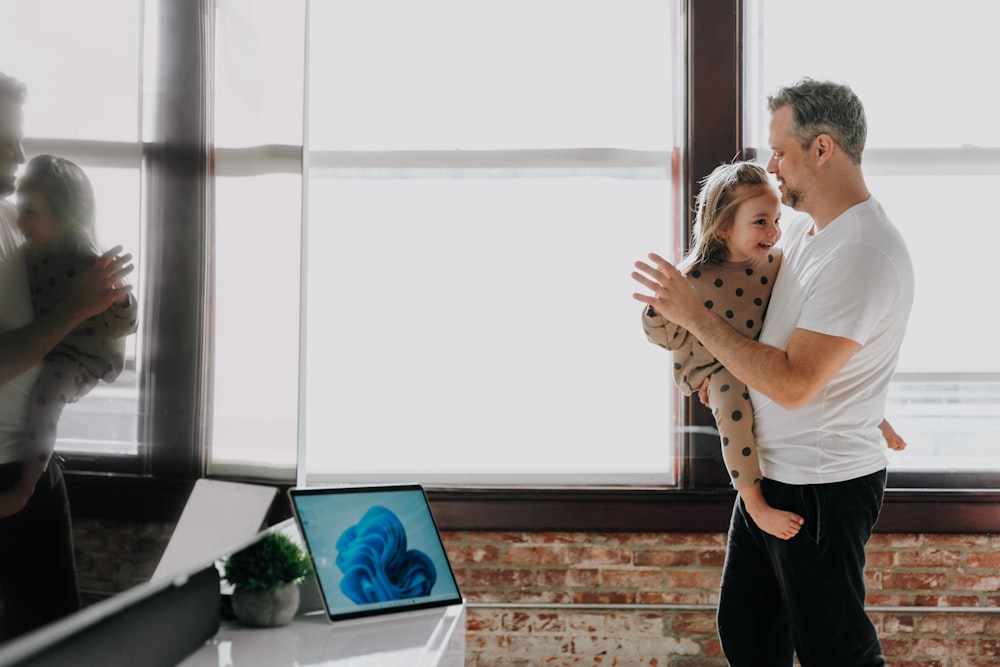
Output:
[444, 531, 1000, 667]
[72, 521, 1000, 666]
[73, 518, 173, 603]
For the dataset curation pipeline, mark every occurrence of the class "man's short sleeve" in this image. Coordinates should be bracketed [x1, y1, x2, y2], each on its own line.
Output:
[797, 243, 900, 345]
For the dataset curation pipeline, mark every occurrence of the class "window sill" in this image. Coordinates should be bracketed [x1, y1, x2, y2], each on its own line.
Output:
[64, 473, 1000, 534]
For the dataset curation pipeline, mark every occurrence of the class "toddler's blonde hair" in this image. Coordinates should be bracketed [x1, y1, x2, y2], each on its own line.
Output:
[679, 161, 772, 272]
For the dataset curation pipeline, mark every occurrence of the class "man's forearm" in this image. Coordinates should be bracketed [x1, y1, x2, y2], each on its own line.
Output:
[685, 307, 796, 406]
[0, 302, 82, 385]
[686, 306, 860, 410]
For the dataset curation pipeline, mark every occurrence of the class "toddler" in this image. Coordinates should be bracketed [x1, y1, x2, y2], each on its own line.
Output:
[14, 154, 137, 474]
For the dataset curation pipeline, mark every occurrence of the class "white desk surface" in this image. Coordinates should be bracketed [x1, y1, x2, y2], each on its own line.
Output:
[178, 603, 465, 667]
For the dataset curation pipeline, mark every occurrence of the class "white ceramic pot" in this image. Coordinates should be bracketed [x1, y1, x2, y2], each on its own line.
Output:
[231, 581, 300, 627]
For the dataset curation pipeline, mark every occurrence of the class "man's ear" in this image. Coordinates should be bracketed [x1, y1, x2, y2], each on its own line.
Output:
[814, 133, 835, 165]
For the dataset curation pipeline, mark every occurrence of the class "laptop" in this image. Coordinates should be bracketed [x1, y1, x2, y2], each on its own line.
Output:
[152, 479, 277, 583]
[288, 484, 463, 623]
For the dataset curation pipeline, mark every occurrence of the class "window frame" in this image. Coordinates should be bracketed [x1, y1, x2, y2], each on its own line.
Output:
[61, 0, 1000, 534]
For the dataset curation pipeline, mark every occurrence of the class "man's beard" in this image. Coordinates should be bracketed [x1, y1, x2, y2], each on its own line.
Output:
[783, 184, 805, 211]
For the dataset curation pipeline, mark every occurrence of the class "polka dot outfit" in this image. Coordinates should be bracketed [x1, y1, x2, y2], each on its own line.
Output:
[22, 247, 138, 472]
[642, 250, 781, 490]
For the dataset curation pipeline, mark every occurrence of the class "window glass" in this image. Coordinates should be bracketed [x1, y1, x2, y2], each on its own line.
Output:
[208, 0, 305, 479]
[0, 1, 141, 142]
[746, 0, 1000, 150]
[308, 0, 675, 151]
[303, 0, 680, 484]
[210, 173, 301, 479]
[303, 178, 674, 483]
[746, 0, 1000, 473]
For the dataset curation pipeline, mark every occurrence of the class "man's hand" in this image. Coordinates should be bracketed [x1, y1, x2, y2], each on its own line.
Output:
[631, 253, 704, 332]
[0, 468, 40, 519]
[67, 246, 134, 321]
[697, 377, 711, 407]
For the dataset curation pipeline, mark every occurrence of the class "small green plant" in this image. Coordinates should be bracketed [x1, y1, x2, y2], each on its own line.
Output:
[223, 532, 313, 593]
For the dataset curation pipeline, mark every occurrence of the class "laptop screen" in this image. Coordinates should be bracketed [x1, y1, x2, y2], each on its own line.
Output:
[288, 484, 463, 622]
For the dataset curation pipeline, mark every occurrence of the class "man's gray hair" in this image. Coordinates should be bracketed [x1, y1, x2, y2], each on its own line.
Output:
[767, 78, 866, 165]
[0, 72, 26, 106]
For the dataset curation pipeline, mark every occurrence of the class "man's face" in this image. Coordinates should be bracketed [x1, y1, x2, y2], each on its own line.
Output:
[766, 105, 816, 212]
[0, 102, 26, 198]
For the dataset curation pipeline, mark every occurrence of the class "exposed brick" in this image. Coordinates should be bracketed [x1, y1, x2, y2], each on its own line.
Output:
[913, 594, 981, 607]
[867, 593, 911, 606]
[664, 569, 722, 591]
[661, 533, 726, 547]
[447, 543, 502, 564]
[966, 551, 1000, 569]
[697, 548, 727, 568]
[881, 572, 949, 591]
[468, 568, 534, 588]
[572, 590, 637, 605]
[504, 545, 568, 565]
[507, 590, 573, 604]
[896, 549, 961, 568]
[566, 546, 633, 566]
[913, 615, 948, 634]
[980, 639, 1000, 657]
[869, 533, 920, 547]
[922, 534, 989, 548]
[880, 638, 912, 657]
[599, 567, 664, 590]
[632, 549, 696, 568]
[529, 532, 591, 545]
[952, 614, 986, 635]
[951, 572, 1000, 593]
[881, 614, 915, 634]
[865, 550, 896, 568]
[670, 611, 717, 634]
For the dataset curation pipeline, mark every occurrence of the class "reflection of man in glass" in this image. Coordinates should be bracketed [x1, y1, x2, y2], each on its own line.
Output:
[0, 71, 134, 640]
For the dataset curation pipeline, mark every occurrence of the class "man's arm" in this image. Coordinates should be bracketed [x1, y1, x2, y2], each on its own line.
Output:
[681, 306, 859, 409]
[632, 253, 860, 410]
[0, 247, 133, 385]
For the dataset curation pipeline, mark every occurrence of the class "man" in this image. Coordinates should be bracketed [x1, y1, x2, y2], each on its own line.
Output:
[0, 71, 133, 639]
[632, 79, 913, 665]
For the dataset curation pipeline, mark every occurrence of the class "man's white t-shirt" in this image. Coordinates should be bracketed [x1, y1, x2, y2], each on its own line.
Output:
[0, 199, 40, 464]
[748, 197, 914, 485]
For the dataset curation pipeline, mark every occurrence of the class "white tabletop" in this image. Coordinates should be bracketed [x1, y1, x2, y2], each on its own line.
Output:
[178, 603, 465, 667]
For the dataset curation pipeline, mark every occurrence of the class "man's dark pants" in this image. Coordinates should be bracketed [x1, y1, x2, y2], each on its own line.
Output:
[717, 469, 887, 666]
[0, 460, 81, 640]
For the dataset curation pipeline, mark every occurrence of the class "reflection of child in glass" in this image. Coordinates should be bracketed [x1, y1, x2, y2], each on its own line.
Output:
[641, 161, 904, 539]
[14, 154, 137, 474]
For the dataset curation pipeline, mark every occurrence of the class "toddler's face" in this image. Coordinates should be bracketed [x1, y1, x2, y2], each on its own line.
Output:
[16, 189, 60, 248]
[721, 187, 782, 264]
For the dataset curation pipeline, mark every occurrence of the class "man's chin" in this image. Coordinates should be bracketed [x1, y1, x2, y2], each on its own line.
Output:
[782, 192, 804, 211]
[0, 177, 14, 198]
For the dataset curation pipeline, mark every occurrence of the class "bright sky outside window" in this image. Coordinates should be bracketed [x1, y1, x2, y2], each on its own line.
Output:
[746, 0, 1000, 472]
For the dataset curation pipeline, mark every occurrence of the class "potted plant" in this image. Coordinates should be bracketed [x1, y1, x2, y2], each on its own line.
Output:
[223, 532, 313, 627]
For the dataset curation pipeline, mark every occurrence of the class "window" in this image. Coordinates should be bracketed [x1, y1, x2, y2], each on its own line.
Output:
[300, 0, 682, 485]
[745, 0, 1000, 480]
[10, 0, 994, 533]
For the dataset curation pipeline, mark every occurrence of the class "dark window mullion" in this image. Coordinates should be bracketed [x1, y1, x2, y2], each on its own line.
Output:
[138, 0, 214, 478]
[684, 0, 745, 489]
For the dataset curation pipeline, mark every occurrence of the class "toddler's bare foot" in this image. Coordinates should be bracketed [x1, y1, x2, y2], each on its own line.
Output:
[748, 503, 804, 540]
